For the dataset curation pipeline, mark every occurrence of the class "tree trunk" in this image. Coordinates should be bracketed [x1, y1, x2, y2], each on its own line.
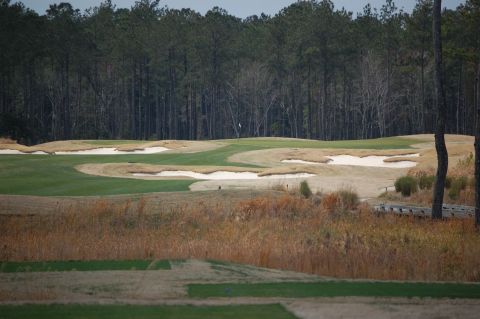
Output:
[432, 0, 448, 220]
[475, 64, 480, 228]
[421, 44, 426, 132]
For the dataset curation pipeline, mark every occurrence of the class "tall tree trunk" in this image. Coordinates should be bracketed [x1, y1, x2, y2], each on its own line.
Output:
[307, 63, 312, 139]
[421, 46, 426, 132]
[432, 0, 448, 219]
[475, 64, 480, 228]
[64, 53, 70, 139]
[156, 84, 160, 140]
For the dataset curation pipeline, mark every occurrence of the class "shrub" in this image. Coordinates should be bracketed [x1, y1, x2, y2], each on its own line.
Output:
[448, 176, 468, 200]
[321, 193, 340, 213]
[419, 174, 435, 190]
[469, 177, 476, 189]
[299, 181, 312, 198]
[457, 152, 474, 168]
[338, 188, 359, 210]
[394, 176, 418, 197]
[445, 176, 452, 189]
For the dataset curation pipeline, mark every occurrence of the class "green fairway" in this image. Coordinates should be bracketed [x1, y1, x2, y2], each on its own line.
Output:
[188, 281, 480, 299]
[0, 137, 420, 196]
[0, 304, 297, 319]
[0, 260, 170, 272]
[223, 136, 418, 150]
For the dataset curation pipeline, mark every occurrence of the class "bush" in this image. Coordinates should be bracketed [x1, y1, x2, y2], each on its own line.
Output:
[448, 176, 468, 200]
[321, 193, 340, 212]
[394, 176, 418, 197]
[299, 181, 312, 198]
[338, 189, 359, 210]
[445, 176, 452, 189]
[418, 174, 435, 190]
[469, 177, 476, 189]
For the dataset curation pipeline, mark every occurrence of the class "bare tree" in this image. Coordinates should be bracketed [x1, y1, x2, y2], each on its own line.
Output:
[432, 0, 448, 219]
[357, 51, 390, 138]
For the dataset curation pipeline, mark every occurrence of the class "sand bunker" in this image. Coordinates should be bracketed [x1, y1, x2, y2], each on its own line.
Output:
[0, 149, 48, 155]
[282, 154, 419, 168]
[0, 147, 169, 155]
[54, 147, 169, 155]
[133, 171, 315, 180]
[325, 154, 419, 168]
[282, 159, 322, 165]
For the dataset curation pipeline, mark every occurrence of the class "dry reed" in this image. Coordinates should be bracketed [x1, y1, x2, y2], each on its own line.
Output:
[1, 193, 479, 282]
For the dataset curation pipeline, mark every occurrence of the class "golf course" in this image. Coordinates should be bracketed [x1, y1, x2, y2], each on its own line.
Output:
[1, 135, 479, 319]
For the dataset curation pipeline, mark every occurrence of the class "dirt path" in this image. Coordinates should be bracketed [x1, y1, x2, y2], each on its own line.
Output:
[0, 260, 321, 302]
[286, 299, 480, 319]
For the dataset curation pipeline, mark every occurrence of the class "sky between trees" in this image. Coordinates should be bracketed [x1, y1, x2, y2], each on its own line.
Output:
[16, 0, 464, 18]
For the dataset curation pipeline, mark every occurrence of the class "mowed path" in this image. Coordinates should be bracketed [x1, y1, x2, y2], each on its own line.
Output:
[1, 260, 479, 319]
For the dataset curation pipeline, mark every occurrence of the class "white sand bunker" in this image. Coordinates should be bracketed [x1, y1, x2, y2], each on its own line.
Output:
[0, 147, 169, 155]
[133, 171, 315, 180]
[326, 154, 419, 168]
[282, 159, 322, 165]
[0, 149, 48, 155]
[282, 154, 419, 168]
[55, 147, 169, 155]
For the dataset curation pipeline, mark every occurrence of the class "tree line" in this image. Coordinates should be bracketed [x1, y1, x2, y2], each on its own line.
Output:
[0, 0, 479, 143]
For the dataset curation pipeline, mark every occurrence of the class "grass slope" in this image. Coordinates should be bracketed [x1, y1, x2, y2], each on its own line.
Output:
[188, 281, 480, 299]
[0, 260, 170, 272]
[0, 137, 419, 196]
[0, 304, 297, 319]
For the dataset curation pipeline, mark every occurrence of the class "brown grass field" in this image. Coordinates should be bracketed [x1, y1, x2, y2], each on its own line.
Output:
[1, 189, 479, 282]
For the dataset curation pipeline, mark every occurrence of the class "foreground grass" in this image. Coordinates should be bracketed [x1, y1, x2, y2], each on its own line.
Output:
[0, 137, 419, 196]
[0, 260, 170, 273]
[2, 193, 479, 282]
[188, 282, 480, 299]
[0, 304, 296, 319]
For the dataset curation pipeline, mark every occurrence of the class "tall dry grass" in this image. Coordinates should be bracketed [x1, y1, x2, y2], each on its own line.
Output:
[0, 137, 16, 144]
[1, 193, 479, 282]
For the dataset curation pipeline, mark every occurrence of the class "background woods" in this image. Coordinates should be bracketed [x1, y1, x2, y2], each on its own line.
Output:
[1, 0, 479, 144]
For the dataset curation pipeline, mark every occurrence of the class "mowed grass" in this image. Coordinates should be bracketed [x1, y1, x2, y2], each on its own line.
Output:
[0, 304, 296, 319]
[0, 137, 419, 196]
[188, 281, 480, 299]
[0, 260, 170, 273]
[223, 136, 418, 150]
